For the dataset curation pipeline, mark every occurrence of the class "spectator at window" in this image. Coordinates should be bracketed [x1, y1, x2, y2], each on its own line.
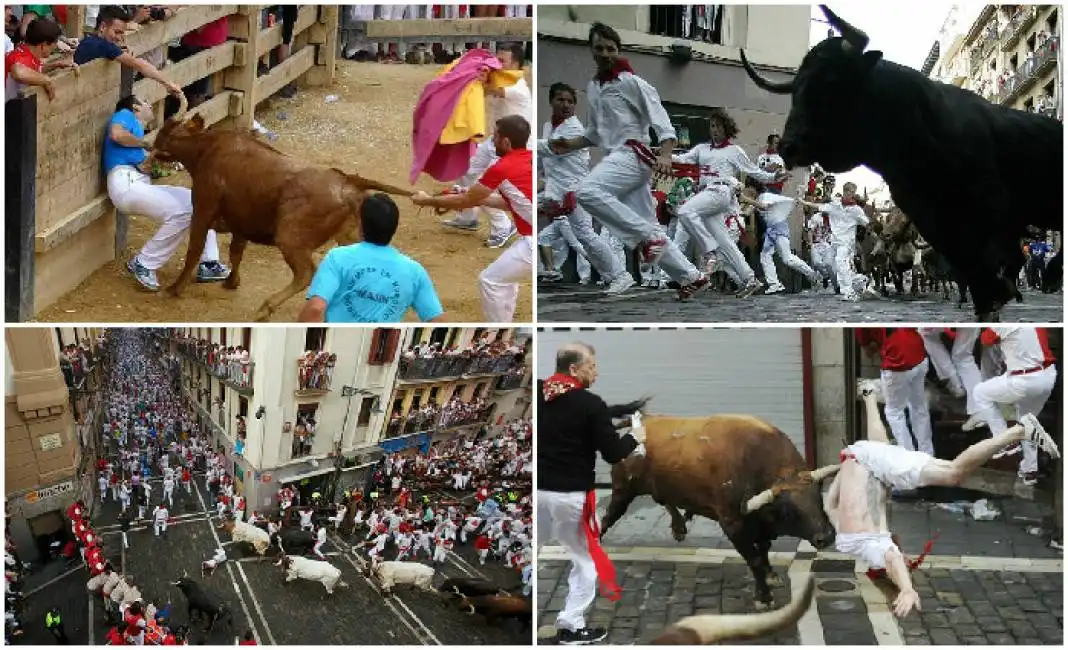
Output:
[74, 5, 182, 97]
[5, 16, 75, 102]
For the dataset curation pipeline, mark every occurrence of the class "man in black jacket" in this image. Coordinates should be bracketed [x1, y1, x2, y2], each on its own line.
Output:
[537, 342, 645, 645]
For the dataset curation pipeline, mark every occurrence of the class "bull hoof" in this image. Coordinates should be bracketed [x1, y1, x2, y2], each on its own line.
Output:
[671, 529, 687, 542]
[164, 286, 183, 299]
[766, 572, 784, 588]
[222, 276, 240, 290]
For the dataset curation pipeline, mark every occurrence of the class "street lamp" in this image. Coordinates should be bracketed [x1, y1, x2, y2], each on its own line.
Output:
[329, 386, 384, 500]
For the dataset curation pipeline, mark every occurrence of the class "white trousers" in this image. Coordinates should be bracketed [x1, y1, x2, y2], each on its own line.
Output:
[833, 239, 867, 298]
[880, 360, 934, 455]
[107, 167, 220, 271]
[760, 234, 816, 288]
[920, 328, 981, 412]
[480, 236, 532, 322]
[677, 185, 754, 282]
[538, 219, 592, 281]
[575, 148, 699, 284]
[972, 366, 1056, 474]
[460, 139, 515, 238]
[154, 520, 167, 536]
[810, 242, 836, 286]
[550, 196, 626, 281]
[537, 490, 596, 632]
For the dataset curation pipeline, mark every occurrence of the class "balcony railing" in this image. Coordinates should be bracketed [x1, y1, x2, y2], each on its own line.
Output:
[1036, 103, 1059, 120]
[381, 404, 493, 440]
[397, 355, 521, 381]
[296, 356, 335, 394]
[999, 36, 1059, 105]
[1000, 5, 1040, 51]
[496, 372, 525, 392]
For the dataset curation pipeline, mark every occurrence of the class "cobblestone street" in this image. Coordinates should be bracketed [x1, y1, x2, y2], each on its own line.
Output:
[537, 491, 1063, 645]
[15, 475, 528, 645]
[537, 283, 1063, 323]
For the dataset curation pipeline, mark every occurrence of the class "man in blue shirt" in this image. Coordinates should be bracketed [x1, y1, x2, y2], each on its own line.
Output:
[300, 194, 445, 322]
[74, 5, 182, 96]
[105, 94, 229, 290]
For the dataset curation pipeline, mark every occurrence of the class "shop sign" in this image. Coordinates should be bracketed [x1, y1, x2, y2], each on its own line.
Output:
[38, 433, 62, 451]
[24, 480, 74, 504]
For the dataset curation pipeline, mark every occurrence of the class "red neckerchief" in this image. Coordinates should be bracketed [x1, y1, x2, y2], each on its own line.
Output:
[765, 147, 777, 155]
[542, 373, 584, 401]
[842, 197, 857, 206]
[711, 138, 732, 149]
[582, 491, 622, 601]
[595, 58, 635, 85]
[551, 115, 566, 128]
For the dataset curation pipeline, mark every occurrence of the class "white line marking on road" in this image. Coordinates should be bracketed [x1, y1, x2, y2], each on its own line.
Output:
[857, 575, 905, 645]
[192, 478, 269, 645]
[787, 559, 823, 646]
[23, 566, 82, 597]
[390, 594, 443, 645]
[97, 511, 205, 532]
[328, 530, 437, 645]
[98, 516, 210, 537]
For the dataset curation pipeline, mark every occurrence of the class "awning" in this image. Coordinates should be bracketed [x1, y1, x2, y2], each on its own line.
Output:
[379, 431, 432, 454]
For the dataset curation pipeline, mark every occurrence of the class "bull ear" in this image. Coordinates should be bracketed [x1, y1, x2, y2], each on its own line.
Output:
[860, 50, 883, 73]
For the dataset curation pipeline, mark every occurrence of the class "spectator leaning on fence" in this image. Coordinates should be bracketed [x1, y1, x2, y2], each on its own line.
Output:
[74, 5, 181, 97]
[5, 16, 75, 102]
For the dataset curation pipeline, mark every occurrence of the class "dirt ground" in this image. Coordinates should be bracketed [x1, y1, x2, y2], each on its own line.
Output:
[34, 62, 532, 323]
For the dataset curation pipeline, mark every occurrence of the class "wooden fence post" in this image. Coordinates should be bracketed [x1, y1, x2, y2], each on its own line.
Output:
[305, 5, 338, 87]
[5, 95, 38, 322]
[222, 5, 261, 131]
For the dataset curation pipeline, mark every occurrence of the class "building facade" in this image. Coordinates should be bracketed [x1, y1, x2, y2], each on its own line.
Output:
[382, 327, 533, 453]
[161, 327, 403, 511]
[934, 4, 1061, 116]
[537, 4, 812, 256]
[5, 327, 105, 561]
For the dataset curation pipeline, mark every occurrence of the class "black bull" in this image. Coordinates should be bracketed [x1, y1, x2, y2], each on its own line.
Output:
[172, 576, 234, 632]
[740, 4, 1062, 321]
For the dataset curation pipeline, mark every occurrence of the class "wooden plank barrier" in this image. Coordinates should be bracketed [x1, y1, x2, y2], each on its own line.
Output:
[7, 4, 338, 320]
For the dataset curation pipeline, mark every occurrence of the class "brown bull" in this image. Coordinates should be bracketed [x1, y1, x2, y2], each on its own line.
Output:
[649, 574, 814, 644]
[152, 98, 414, 321]
[602, 401, 837, 607]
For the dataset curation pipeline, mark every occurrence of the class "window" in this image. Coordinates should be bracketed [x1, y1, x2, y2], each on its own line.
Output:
[650, 104, 715, 148]
[429, 387, 440, 401]
[305, 327, 326, 351]
[368, 328, 401, 364]
[648, 5, 725, 44]
[392, 397, 404, 415]
[494, 329, 506, 342]
[220, 328, 227, 346]
[239, 396, 249, 418]
[447, 328, 459, 347]
[411, 390, 423, 410]
[242, 327, 252, 349]
[357, 398, 374, 426]
[430, 328, 449, 346]
[411, 328, 424, 345]
[472, 328, 486, 344]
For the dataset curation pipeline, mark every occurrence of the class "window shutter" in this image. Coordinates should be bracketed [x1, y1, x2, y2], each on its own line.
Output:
[369, 329, 382, 364]
[386, 329, 401, 361]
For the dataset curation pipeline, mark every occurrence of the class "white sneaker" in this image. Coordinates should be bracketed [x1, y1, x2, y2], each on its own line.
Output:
[605, 273, 636, 295]
[961, 415, 987, 432]
[840, 294, 859, 302]
[1020, 413, 1060, 459]
[765, 283, 786, 294]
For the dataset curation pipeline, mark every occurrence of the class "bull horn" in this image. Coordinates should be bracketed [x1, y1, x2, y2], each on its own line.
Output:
[648, 575, 815, 644]
[739, 49, 794, 95]
[744, 487, 775, 514]
[809, 464, 841, 482]
[466, 603, 476, 615]
[819, 5, 869, 53]
[174, 92, 188, 121]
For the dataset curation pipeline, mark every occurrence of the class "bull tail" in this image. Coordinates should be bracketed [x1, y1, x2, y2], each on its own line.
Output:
[605, 396, 652, 420]
[649, 575, 814, 644]
[341, 171, 414, 198]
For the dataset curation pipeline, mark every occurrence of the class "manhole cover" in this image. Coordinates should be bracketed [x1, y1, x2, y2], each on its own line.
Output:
[818, 579, 857, 593]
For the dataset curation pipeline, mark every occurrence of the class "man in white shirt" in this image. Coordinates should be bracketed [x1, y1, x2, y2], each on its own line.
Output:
[537, 81, 632, 293]
[549, 22, 708, 301]
[805, 207, 837, 293]
[672, 110, 788, 297]
[442, 43, 532, 248]
[756, 133, 786, 195]
[814, 182, 870, 301]
[970, 327, 1058, 484]
[738, 179, 820, 294]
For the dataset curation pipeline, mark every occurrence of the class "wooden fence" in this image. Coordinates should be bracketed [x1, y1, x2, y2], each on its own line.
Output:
[6, 4, 339, 322]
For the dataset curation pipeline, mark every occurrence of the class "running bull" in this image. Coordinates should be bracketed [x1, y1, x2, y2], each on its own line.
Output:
[740, 5, 1062, 322]
[151, 95, 415, 322]
[172, 574, 234, 632]
[601, 401, 836, 607]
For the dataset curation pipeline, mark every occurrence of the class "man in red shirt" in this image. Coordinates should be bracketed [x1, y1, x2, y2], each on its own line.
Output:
[413, 115, 533, 322]
[855, 328, 934, 456]
[5, 17, 73, 102]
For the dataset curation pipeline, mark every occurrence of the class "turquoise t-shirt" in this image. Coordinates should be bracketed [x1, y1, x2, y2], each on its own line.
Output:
[307, 242, 443, 322]
[103, 109, 146, 174]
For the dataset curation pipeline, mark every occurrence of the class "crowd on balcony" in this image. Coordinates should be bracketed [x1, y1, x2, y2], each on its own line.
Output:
[59, 341, 96, 388]
[387, 393, 493, 437]
[399, 336, 526, 378]
[172, 334, 252, 389]
[297, 350, 336, 392]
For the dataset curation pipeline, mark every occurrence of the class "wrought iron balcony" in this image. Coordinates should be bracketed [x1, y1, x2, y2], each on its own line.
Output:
[999, 36, 1059, 105]
[496, 372, 525, 392]
[296, 356, 335, 394]
[397, 356, 471, 381]
[1000, 5, 1040, 51]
